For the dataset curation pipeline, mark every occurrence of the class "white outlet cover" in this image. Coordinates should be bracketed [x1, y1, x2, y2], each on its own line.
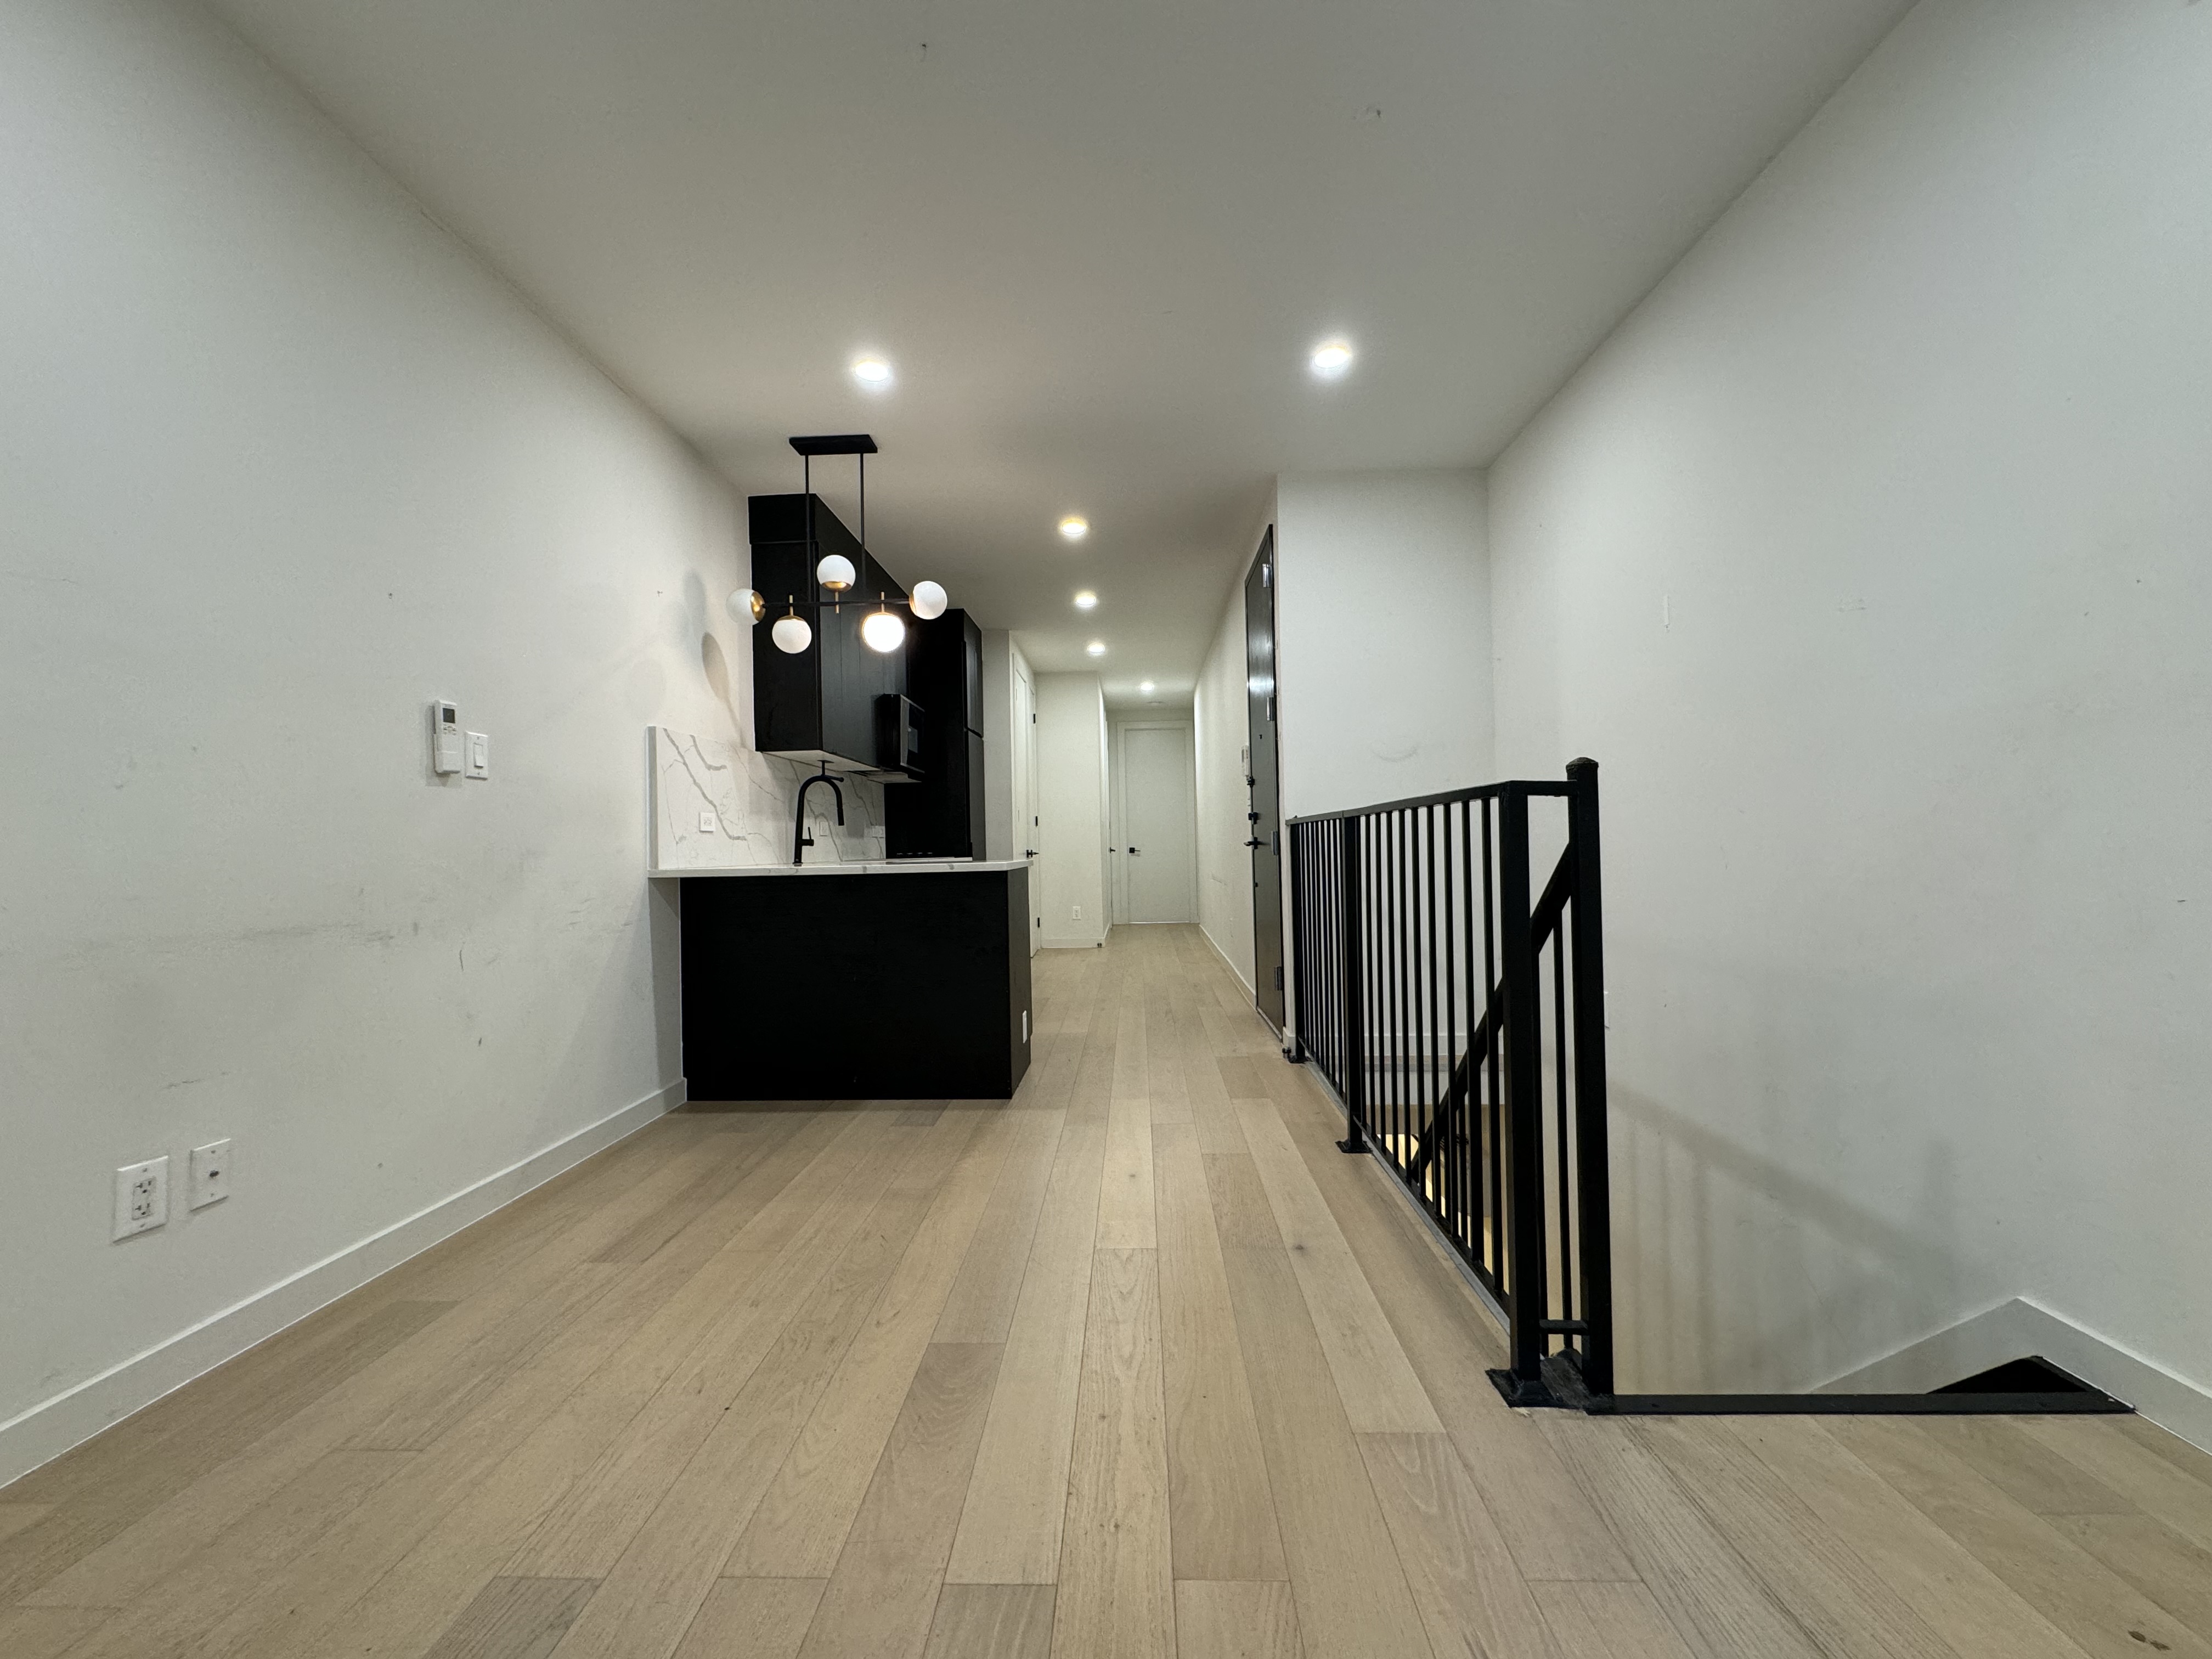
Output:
[189, 1139, 232, 1209]
[114, 1156, 169, 1240]
[698, 810, 716, 834]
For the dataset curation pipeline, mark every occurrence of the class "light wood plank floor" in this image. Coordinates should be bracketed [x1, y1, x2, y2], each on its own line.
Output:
[6, 924, 2209, 1658]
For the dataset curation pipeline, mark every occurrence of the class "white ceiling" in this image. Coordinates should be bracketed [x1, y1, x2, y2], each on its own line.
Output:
[207, 0, 1908, 704]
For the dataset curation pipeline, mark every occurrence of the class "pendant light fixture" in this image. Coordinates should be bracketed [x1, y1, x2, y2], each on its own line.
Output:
[727, 435, 953, 656]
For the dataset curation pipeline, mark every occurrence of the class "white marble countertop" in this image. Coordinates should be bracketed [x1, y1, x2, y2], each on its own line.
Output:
[649, 857, 1032, 879]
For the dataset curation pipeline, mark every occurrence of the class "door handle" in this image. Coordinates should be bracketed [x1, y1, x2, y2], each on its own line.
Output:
[1128, 847, 1141, 855]
[1244, 837, 1263, 848]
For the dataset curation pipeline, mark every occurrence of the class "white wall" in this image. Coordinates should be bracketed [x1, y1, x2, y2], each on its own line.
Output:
[1194, 585, 1256, 991]
[1488, 0, 2212, 1432]
[1034, 673, 1109, 948]
[0, 0, 753, 1479]
[1275, 471, 1492, 821]
[979, 629, 1033, 864]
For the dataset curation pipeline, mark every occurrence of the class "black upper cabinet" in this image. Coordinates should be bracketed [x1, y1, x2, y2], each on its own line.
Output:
[750, 493, 911, 776]
[887, 610, 986, 858]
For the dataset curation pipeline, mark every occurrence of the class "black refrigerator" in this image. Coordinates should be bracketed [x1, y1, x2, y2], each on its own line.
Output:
[886, 610, 986, 858]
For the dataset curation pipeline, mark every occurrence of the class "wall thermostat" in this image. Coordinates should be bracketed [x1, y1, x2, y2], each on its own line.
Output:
[430, 700, 462, 775]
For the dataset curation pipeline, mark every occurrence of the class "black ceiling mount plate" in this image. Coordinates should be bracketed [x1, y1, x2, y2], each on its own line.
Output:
[789, 433, 878, 456]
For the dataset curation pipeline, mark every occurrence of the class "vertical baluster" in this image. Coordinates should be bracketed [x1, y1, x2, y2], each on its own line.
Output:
[1316, 822, 1329, 1087]
[1553, 922, 1573, 1351]
[1339, 816, 1366, 1153]
[1482, 797, 1502, 1284]
[1498, 786, 1545, 1389]
[1424, 804, 1440, 1218]
[1389, 809, 1407, 1167]
[1406, 809, 1420, 1185]
[1330, 820, 1341, 1086]
[1462, 799, 1479, 1259]
[1387, 808, 1401, 1164]
[1384, 810, 1397, 1161]
[1409, 808, 1424, 1187]
[1353, 814, 1371, 1141]
[1442, 806, 1458, 1242]
[1567, 759, 1613, 1396]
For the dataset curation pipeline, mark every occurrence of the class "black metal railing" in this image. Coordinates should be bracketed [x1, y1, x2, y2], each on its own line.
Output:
[1288, 759, 1612, 1404]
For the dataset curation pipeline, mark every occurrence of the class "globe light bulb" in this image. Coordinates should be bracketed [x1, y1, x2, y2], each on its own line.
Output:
[726, 588, 763, 624]
[861, 609, 906, 653]
[771, 614, 812, 654]
[1058, 516, 1089, 541]
[910, 579, 948, 620]
[815, 553, 856, 590]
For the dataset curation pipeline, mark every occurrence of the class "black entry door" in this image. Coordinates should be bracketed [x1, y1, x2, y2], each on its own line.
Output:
[1245, 531, 1285, 1032]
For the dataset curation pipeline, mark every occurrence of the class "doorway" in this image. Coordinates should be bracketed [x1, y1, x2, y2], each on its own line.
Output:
[1012, 658, 1041, 955]
[1111, 721, 1198, 924]
[1245, 530, 1285, 1031]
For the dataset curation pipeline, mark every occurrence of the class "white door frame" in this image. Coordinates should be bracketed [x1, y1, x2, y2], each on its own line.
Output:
[1013, 658, 1041, 955]
[1109, 718, 1198, 926]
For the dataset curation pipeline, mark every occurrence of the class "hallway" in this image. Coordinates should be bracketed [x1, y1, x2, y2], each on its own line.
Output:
[3, 926, 2209, 1659]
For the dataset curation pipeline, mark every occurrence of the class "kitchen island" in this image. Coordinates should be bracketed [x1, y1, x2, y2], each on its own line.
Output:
[665, 858, 1031, 1101]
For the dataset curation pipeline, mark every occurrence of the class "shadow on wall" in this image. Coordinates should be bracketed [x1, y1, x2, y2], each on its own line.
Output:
[1600, 934, 2000, 1394]
[1610, 1082, 1965, 1395]
[702, 630, 738, 729]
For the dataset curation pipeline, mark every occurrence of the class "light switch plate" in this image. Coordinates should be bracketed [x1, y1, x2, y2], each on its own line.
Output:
[189, 1139, 232, 1209]
[114, 1156, 169, 1240]
[465, 732, 490, 779]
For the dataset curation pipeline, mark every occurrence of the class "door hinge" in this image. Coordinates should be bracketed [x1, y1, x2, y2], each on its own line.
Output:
[1262, 564, 1272, 588]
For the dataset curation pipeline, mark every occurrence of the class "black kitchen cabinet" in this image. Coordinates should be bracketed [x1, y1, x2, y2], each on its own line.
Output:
[678, 866, 1032, 1099]
[886, 609, 986, 857]
[749, 492, 913, 777]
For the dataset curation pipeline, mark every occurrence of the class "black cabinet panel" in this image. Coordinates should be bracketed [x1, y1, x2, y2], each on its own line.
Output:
[749, 493, 908, 769]
[680, 868, 1031, 1100]
[886, 610, 985, 858]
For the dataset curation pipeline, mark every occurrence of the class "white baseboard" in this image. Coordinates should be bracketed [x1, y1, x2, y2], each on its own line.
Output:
[1821, 1295, 2212, 1453]
[1198, 923, 1255, 999]
[1039, 933, 1107, 950]
[0, 1078, 684, 1489]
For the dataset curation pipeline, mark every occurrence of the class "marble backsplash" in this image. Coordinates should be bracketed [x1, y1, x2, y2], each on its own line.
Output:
[650, 725, 885, 870]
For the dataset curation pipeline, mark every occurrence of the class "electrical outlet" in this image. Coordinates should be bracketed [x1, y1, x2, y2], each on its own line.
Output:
[114, 1156, 169, 1240]
[189, 1139, 232, 1209]
[698, 810, 716, 834]
[1071, 904, 1082, 921]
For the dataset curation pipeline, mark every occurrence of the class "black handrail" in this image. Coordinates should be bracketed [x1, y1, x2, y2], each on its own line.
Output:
[1288, 759, 1612, 1404]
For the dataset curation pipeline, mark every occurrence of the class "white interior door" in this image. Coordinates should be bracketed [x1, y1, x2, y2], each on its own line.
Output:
[1013, 661, 1041, 953]
[1118, 723, 1197, 924]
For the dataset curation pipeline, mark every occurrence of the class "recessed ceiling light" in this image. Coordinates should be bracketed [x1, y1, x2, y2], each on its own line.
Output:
[1308, 337, 1355, 379]
[1139, 680, 1155, 693]
[1073, 590, 1098, 610]
[1058, 515, 1089, 541]
[850, 355, 893, 388]
[1086, 640, 1106, 657]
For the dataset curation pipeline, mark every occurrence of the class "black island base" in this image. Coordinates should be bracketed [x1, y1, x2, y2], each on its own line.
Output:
[678, 864, 1031, 1101]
